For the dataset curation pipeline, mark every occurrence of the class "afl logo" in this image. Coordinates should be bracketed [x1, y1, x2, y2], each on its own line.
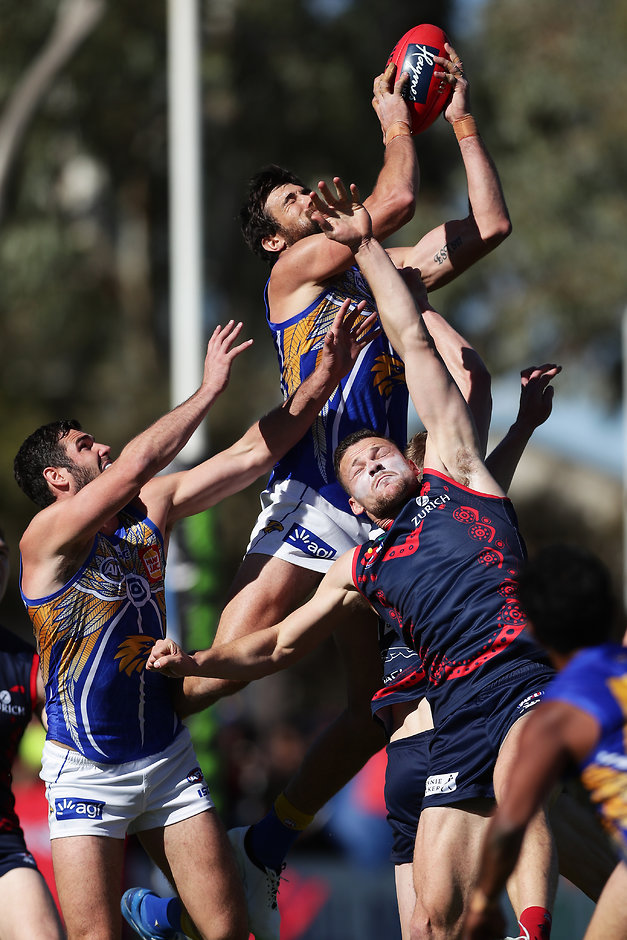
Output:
[125, 574, 151, 607]
[100, 558, 123, 583]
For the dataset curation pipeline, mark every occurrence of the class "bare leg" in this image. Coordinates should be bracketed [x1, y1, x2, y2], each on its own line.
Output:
[395, 862, 416, 940]
[0, 866, 65, 939]
[411, 800, 493, 940]
[284, 609, 385, 813]
[51, 835, 125, 939]
[140, 809, 247, 940]
[583, 861, 627, 939]
[176, 554, 321, 715]
[179, 552, 386, 816]
[493, 715, 558, 919]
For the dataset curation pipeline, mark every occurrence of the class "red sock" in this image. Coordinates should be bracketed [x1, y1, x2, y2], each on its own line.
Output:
[518, 906, 552, 940]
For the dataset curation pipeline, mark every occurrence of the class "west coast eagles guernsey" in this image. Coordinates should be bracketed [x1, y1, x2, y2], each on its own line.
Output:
[352, 470, 549, 718]
[20, 505, 181, 764]
[267, 267, 408, 512]
[544, 643, 627, 862]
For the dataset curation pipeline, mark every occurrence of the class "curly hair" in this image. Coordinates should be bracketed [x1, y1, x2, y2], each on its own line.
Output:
[240, 164, 306, 264]
[14, 419, 82, 508]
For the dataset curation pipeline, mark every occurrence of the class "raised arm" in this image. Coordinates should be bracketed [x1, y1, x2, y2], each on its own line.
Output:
[402, 266, 492, 455]
[20, 322, 252, 591]
[389, 42, 511, 290]
[363, 61, 419, 238]
[267, 63, 418, 315]
[144, 303, 380, 531]
[310, 179, 499, 492]
[147, 549, 365, 680]
[486, 364, 561, 493]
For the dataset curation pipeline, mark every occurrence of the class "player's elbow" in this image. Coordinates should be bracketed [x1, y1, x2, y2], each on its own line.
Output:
[228, 434, 275, 487]
[482, 212, 512, 250]
[396, 185, 417, 223]
[243, 444, 274, 479]
[372, 187, 416, 238]
[123, 452, 157, 491]
[388, 186, 416, 228]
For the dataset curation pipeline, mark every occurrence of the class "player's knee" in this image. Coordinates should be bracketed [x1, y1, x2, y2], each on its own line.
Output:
[410, 891, 464, 940]
[409, 903, 432, 940]
[196, 909, 248, 940]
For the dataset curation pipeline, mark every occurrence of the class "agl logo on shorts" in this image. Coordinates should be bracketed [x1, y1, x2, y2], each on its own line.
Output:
[54, 797, 105, 820]
[285, 524, 335, 559]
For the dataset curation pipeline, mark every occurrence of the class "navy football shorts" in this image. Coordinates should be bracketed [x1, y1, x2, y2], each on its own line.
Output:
[0, 830, 39, 878]
[384, 729, 434, 865]
[422, 660, 554, 810]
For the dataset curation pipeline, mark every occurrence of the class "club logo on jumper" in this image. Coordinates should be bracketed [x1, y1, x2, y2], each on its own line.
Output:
[54, 797, 105, 821]
[263, 520, 284, 535]
[401, 43, 439, 104]
[425, 772, 459, 796]
[125, 573, 151, 607]
[284, 525, 335, 560]
[0, 689, 25, 716]
[516, 690, 545, 716]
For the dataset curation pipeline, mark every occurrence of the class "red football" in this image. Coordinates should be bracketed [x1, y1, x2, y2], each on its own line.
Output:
[387, 24, 453, 135]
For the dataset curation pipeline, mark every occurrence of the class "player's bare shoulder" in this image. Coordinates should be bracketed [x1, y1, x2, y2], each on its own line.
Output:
[267, 232, 356, 324]
[322, 547, 366, 606]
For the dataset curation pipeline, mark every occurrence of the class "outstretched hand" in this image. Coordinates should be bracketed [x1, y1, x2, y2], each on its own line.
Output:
[201, 320, 254, 400]
[308, 178, 372, 251]
[371, 60, 412, 142]
[516, 363, 562, 433]
[320, 299, 381, 383]
[436, 42, 471, 125]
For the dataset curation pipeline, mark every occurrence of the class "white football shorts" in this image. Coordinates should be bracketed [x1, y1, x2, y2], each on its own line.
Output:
[41, 727, 213, 840]
[245, 478, 373, 573]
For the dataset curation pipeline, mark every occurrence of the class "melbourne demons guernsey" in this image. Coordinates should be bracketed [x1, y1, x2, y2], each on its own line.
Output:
[267, 267, 408, 512]
[353, 470, 549, 717]
[545, 643, 627, 862]
[373, 617, 426, 713]
[21, 505, 181, 764]
[0, 625, 39, 836]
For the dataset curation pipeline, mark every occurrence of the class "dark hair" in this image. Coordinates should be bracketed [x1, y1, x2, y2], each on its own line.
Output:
[333, 428, 384, 491]
[14, 419, 82, 508]
[516, 544, 615, 654]
[240, 164, 306, 264]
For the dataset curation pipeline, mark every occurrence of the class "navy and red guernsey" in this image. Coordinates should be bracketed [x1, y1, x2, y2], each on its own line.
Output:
[0, 625, 39, 837]
[353, 470, 550, 719]
[371, 616, 426, 720]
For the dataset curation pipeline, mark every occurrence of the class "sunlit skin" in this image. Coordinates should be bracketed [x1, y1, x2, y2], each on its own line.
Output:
[339, 436, 421, 527]
[55, 429, 113, 493]
[263, 182, 321, 247]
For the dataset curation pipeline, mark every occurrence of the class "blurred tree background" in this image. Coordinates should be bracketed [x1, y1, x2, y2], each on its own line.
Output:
[0, 0, 624, 658]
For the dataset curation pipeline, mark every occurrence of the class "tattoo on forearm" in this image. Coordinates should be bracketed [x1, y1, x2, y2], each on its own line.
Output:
[434, 236, 462, 265]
